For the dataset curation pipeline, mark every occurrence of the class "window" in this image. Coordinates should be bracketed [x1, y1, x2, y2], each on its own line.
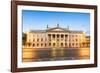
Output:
[48, 34, 51, 37]
[65, 39, 67, 41]
[69, 43, 71, 47]
[45, 43, 46, 47]
[41, 38, 43, 41]
[65, 35, 68, 37]
[76, 43, 78, 46]
[28, 43, 31, 47]
[65, 43, 67, 46]
[49, 43, 51, 46]
[37, 38, 39, 42]
[72, 43, 74, 46]
[57, 39, 59, 41]
[57, 34, 59, 38]
[49, 38, 51, 41]
[73, 39, 74, 42]
[52, 34, 55, 38]
[33, 43, 35, 47]
[53, 43, 55, 46]
[37, 43, 39, 46]
[61, 34, 64, 38]
[61, 43, 63, 46]
[41, 43, 43, 46]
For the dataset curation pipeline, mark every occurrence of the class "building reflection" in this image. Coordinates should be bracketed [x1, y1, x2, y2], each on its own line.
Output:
[22, 48, 90, 62]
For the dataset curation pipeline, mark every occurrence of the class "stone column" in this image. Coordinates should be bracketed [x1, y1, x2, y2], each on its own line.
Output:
[55, 34, 57, 47]
[59, 34, 61, 47]
[64, 34, 65, 47]
[61, 34, 64, 57]
[52, 34, 56, 58]
[50, 34, 52, 47]
[68, 34, 69, 48]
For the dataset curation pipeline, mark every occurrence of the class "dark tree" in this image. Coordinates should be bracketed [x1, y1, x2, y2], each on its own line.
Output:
[22, 33, 26, 45]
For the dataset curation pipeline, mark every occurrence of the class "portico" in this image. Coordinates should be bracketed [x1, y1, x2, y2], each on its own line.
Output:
[47, 33, 69, 48]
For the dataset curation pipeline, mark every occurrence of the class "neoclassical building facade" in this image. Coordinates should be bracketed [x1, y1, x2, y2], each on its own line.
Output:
[23, 24, 89, 48]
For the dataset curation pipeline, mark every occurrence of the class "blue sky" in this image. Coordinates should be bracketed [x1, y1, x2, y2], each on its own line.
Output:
[22, 10, 90, 35]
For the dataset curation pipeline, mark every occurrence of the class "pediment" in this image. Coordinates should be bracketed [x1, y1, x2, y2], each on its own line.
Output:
[50, 28, 65, 31]
[46, 27, 68, 32]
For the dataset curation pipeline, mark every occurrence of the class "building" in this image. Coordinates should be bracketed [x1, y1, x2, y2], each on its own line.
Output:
[85, 36, 90, 47]
[23, 24, 89, 48]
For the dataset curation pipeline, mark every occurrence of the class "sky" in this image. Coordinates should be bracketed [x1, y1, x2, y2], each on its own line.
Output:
[22, 10, 90, 35]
